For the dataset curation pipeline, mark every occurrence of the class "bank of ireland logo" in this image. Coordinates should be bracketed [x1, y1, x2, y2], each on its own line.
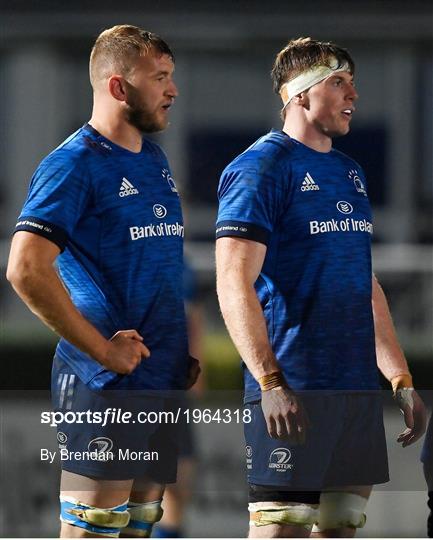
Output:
[162, 168, 178, 194]
[336, 201, 353, 214]
[348, 169, 367, 196]
[153, 204, 167, 218]
[88, 437, 114, 461]
[269, 448, 293, 472]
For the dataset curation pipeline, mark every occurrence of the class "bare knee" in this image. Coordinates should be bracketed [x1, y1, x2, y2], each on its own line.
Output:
[249, 523, 311, 538]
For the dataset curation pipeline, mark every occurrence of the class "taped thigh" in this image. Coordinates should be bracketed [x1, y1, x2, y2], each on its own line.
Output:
[60, 495, 129, 537]
[249, 501, 319, 529]
[312, 492, 368, 531]
[122, 500, 163, 537]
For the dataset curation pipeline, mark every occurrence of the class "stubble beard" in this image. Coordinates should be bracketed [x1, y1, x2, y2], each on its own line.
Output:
[125, 86, 166, 134]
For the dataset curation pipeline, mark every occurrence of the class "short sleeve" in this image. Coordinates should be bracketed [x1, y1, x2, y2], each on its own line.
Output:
[216, 159, 287, 246]
[14, 151, 92, 251]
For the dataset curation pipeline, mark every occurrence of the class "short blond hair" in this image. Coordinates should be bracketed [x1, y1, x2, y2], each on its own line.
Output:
[89, 24, 173, 87]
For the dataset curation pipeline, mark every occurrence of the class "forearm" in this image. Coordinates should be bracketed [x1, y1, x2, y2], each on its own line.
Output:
[10, 265, 109, 364]
[217, 277, 279, 381]
[372, 275, 411, 388]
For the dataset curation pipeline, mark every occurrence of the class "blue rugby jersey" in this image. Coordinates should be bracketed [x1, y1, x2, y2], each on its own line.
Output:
[216, 130, 380, 400]
[15, 124, 189, 391]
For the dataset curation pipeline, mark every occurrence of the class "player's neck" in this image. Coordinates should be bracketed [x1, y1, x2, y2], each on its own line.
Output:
[89, 112, 143, 154]
[282, 123, 332, 153]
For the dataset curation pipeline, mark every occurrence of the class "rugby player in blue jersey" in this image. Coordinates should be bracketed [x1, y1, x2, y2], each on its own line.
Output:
[216, 37, 426, 538]
[7, 25, 199, 538]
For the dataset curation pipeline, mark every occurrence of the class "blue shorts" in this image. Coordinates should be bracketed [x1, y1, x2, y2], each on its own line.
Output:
[51, 356, 180, 482]
[244, 392, 389, 491]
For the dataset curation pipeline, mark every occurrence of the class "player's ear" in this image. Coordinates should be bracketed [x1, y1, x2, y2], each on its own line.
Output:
[293, 92, 309, 108]
[108, 76, 127, 102]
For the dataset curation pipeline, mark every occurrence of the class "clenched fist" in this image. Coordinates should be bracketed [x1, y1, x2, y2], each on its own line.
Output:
[102, 329, 151, 374]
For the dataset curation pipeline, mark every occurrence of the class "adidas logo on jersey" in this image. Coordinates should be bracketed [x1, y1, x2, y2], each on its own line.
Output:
[119, 177, 139, 197]
[301, 172, 320, 191]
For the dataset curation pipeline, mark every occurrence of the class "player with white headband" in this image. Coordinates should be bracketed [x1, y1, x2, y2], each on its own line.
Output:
[280, 56, 351, 109]
[216, 37, 426, 537]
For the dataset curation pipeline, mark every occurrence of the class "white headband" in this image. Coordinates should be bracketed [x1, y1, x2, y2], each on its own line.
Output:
[280, 57, 350, 108]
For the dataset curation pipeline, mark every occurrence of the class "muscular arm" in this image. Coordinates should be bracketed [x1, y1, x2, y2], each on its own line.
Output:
[372, 274, 426, 446]
[372, 274, 411, 385]
[216, 236, 306, 441]
[6, 231, 149, 373]
[216, 237, 279, 379]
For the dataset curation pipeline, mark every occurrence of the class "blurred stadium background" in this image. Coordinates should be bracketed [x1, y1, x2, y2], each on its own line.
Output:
[0, 0, 432, 537]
